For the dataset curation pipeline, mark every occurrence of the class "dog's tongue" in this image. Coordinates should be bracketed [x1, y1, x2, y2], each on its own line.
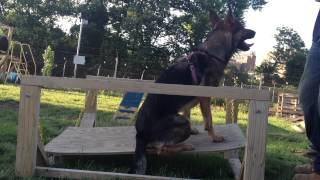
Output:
[240, 42, 254, 51]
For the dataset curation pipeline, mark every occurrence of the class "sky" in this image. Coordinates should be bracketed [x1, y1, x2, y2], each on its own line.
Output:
[244, 0, 319, 65]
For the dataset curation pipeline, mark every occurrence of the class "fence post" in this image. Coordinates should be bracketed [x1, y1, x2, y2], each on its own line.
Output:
[16, 85, 41, 176]
[243, 100, 269, 180]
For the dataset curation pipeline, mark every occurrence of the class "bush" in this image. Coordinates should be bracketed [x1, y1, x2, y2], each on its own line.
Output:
[42, 45, 54, 76]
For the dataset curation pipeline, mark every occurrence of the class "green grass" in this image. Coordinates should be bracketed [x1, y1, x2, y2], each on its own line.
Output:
[0, 84, 310, 179]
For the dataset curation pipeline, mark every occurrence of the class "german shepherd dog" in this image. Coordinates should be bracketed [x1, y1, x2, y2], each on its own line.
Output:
[130, 9, 255, 175]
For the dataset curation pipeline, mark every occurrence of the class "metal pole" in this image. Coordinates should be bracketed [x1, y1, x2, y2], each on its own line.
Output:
[74, 13, 83, 78]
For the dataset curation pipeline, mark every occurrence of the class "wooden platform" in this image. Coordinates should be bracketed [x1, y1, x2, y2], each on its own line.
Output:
[45, 124, 245, 156]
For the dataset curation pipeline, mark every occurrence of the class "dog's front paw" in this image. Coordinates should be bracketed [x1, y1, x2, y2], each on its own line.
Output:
[212, 135, 224, 142]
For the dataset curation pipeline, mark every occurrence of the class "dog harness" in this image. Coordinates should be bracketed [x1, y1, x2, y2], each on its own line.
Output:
[188, 48, 225, 85]
[189, 63, 199, 85]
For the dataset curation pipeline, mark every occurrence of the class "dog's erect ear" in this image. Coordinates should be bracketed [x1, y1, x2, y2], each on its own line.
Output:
[224, 9, 234, 27]
[209, 10, 221, 29]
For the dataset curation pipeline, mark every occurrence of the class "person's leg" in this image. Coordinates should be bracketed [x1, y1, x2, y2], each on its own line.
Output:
[298, 42, 320, 175]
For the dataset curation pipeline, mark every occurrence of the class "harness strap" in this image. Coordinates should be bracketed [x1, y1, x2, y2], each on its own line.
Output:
[187, 49, 225, 85]
[189, 63, 198, 85]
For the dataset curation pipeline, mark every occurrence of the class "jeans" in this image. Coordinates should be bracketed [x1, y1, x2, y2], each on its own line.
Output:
[298, 42, 320, 173]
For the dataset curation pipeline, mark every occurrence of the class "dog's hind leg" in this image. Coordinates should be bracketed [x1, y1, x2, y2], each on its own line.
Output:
[130, 133, 147, 175]
[199, 97, 224, 142]
[147, 115, 194, 155]
[147, 143, 194, 155]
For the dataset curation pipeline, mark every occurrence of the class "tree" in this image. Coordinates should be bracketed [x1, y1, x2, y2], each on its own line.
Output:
[0, 0, 77, 75]
[42, 45, 54, 76]
[285, 52, 307, 86]
[224, 65, 249, 86]
[267, 26, 307, 86]
[270, 27, 307, 68]
[1, 0, 267, 78]
[255, 59, 276, 86]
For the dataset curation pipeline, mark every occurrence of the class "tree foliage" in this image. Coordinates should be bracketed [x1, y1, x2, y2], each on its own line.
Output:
[256, 26, 307, 87]
[0, 0, 267, 78]
[224, 65, 249, 86]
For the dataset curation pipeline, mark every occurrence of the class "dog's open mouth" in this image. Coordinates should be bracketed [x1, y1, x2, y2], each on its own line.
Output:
[238, 29, 256, 51]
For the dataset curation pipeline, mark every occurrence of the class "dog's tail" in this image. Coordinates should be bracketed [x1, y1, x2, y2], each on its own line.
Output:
[129, 133, 147, 175]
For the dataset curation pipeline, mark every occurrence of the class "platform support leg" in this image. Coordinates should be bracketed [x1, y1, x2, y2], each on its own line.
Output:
[243, 100, 269, 180]
[80, 90, 98, 127]
[224, 98, 241, 180]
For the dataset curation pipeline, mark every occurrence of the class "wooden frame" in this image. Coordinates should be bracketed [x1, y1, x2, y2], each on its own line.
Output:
[15, 75, 270, 180]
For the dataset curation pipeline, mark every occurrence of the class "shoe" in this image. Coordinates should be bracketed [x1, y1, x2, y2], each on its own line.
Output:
[295, 164, 313, 174]
[293, 173, 320, 180]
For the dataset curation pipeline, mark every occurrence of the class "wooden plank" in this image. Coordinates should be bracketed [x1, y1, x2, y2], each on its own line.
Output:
[225, 98, 232, 124]
[84, 90, 97, 113]
[80, 90, 98, 128]
[278, 110, 303, 115]
[35, 167, 195, 180]
[45, 124, 246, 156]
[15, 85, 41, 177]
[87, 75, 154, 83]
[21, 76, 270, 101]
[243, 101, 269, 180]
[80, 113, 96, 128]
[232, 100, 239, 123]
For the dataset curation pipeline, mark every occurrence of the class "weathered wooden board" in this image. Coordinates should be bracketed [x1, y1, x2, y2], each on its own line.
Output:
[80, 113, 96, 128]
[45, 124, 245, 156]
[35, 167, 197, 180]
[20, 76, 271, 101]
[15, 85, 41, 176]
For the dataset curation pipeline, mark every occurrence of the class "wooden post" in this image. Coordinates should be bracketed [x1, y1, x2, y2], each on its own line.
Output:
[80, 90, 98, 128]
[232, 100, 239, 123]
[225, 98, 232, 124]
[243, 100, 269, 180]
[16, 85, 41, 177]
[224, 99, 241, 180]
[84, 90, 97, 113]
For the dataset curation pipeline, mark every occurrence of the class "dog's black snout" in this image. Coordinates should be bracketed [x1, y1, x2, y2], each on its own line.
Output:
[248, 29, 256, 38]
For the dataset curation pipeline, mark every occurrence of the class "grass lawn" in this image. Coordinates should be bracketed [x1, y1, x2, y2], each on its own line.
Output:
[0, 84, 310, 180]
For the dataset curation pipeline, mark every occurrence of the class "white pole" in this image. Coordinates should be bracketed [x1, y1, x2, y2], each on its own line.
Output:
[74, 13, 83, 78]
[62, 59, 67, 77]
[259, 73, 263, 90]
[141, 69, 146, 80]
[272, 83, 276, 103]
[113, 50, 118, 78]
[97, 64, 101, 76]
